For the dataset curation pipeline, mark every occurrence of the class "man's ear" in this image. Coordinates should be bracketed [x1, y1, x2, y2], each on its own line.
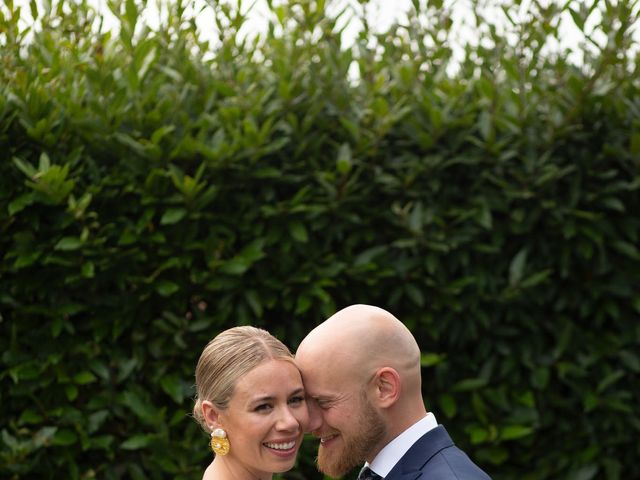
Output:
[202, 400, 223, 428]
[373, 367, 401, 408]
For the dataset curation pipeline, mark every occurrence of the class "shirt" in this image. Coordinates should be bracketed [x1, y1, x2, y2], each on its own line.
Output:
[366, 412, 439, 477]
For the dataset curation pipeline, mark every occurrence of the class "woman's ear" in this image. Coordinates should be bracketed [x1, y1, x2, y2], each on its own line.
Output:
[202, 400, 222, 428]
[373, 367, 401, 408]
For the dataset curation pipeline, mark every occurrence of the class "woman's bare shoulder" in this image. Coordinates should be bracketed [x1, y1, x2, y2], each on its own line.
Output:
[202, 462, 216, 480]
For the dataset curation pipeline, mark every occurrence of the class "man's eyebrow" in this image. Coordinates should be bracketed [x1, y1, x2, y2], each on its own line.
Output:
[312, 395, 335, 403]
[307, 392, 328, 398]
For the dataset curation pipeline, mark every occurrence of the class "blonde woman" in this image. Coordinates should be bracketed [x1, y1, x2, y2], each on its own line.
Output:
[193, 326, 317, 480]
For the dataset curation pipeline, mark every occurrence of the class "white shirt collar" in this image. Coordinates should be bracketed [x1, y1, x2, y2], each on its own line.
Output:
[366, 412, 438, 477]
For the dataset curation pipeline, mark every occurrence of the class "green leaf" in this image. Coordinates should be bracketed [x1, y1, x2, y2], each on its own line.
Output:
[618, 350, 640, 373]
[295, 295, 312, 314]
[477, 77, 495, 99]
[160, 376, 184, 404]
[8, 193, 35, 215]
[90, 434, 114, 451]
[467, 426, 489, 444]
[74, 371, 97, 385]
[569, 465, 598, 480]
[483, 446, 509, 465]
[476, 204, 492, 229]
[438, 393, 457, 418]
[125, 0, 138, 29]
[583, 392, 598, 412]
[90, 360, 111, 380]
[453, 378, 488, 392]
[19, 409, 44, 424]
[520, 269, 551, 288]
[65, 385, 79, 401]
[121, 434, 153, 450]
[631, 132, 640, 155]
[353, 246, 387, 266]
[597, 370, 625, 393]
[117, 358, 138, 383]
[509, 248, 527, 285]
[52, 318, 64, 338]
[408, 201, 423, 232]
[82, 261, 95, 278]
[244, 290, 263, 317]
[612, 241, 639, 260]
[220, 240, 265, 275]
[33, 426, 57, 448]
[478, 110, 493, 141]
[2, 430, 19, 450]
[13, 252, 40, 269]
[38, 152, 51, 171]
[187, 319, 213, 332]
[88, 411, 109, 434]
[54, 237, 82, 251]
[500, 425, 533, 441]
[339, 118, 360, 141]
[569, 6, 585, 30]
[156, 281, 179, 297]
[29, 0, 39, 20]
[52, 429, 78, 446]
[160, 208, 186, 225]
[405, 283, 424, 307]
[289, 220, 309, 243]
[421, 353, 446, 367]
[12, 156, 37, 178]
[531, 367, 549, 389]
[151, 125, 176, 144]
[219, 259, 249, 275]
[601, 197, 625, 212]
[336, 143, 352, 174]
[120, 390, 156, 425]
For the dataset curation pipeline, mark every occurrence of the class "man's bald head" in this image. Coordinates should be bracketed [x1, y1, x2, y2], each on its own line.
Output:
[297, 304, 421, 384]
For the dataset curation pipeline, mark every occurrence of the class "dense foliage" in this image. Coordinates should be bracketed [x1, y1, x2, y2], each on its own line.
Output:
[1, 0, 639, 478]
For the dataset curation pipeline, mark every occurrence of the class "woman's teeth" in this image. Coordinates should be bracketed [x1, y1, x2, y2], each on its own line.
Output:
[264, 441, 295, 450]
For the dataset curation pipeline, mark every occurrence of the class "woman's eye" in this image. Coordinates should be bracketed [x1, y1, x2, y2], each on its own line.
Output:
[288, 396, 305, 406]
[255, 404, 272, 412]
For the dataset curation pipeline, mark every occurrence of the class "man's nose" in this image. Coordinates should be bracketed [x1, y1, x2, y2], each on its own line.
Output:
[305, 397, 323, 433]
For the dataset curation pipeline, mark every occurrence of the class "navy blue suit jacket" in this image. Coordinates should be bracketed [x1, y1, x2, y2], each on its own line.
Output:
[384, 425, 491, 480]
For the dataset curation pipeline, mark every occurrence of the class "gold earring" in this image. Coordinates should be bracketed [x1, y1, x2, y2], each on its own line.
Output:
[210, 428, 230, 456]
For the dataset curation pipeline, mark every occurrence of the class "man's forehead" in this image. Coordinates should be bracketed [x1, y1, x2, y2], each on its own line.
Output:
[296, 343, 335, 374]
[304, 382, 343, 401]
[297, 360, 331, 384]
[299, 363, 356, 398]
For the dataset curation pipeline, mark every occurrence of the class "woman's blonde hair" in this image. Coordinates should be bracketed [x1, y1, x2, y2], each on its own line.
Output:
[192, 326, 294, 430]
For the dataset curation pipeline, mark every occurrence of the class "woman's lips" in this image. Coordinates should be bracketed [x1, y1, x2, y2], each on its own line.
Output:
[263, 438, 299, 457]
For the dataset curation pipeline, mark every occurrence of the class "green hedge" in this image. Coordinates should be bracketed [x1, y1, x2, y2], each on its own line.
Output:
[1, 0, 639, 478]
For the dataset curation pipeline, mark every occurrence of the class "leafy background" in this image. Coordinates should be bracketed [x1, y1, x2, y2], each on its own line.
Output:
[1, 0, 639, 479]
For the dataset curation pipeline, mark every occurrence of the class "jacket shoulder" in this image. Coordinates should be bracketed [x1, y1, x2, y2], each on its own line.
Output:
[387, 426, 491, 480]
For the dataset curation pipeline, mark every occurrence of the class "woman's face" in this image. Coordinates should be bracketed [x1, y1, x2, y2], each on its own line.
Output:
[219, 359, 309, 476]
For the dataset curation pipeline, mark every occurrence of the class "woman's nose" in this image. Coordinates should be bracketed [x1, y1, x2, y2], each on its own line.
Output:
[276, 406, 301, 431]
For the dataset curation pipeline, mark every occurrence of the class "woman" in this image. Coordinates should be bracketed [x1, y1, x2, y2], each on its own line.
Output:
[193, 326, 312, 480]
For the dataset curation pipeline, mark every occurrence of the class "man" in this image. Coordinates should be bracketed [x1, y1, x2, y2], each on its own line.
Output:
[296, 304, 491, 480]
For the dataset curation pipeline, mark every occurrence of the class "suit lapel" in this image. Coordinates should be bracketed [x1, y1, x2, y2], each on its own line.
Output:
[385, 425, 455, 480]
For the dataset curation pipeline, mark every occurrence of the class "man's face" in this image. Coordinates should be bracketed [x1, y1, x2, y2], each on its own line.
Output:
[298, 359, 386, 478]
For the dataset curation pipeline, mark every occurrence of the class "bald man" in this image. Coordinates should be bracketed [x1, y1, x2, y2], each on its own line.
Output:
[296, 305, 491, 480]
